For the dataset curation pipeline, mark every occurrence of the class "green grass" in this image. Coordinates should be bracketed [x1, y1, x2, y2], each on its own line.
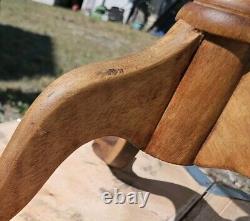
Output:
[0, 0, 156, 121]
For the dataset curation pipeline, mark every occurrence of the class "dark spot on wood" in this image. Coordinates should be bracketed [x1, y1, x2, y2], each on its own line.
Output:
[48, 191, 55, 197]
[105, 68, 124, 76]
[40, 128, 49, 136]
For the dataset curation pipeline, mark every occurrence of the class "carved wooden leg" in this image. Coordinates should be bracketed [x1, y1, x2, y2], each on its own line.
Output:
[0, 21, 201, 220]
[93, 137, 139, 168]
[0, 1, 250, 220]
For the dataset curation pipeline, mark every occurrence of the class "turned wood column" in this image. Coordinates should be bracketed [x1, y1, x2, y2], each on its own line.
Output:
[146, 0, 250, 164]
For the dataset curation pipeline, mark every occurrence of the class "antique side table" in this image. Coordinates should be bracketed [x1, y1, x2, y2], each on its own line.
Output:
[0, 0, 250, 220]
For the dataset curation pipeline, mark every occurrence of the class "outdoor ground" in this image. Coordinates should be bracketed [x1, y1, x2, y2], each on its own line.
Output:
[0, 0, 155, 121]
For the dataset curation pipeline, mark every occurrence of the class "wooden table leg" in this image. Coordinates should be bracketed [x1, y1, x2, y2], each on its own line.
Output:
[1, 1, 250, 220]
[0, 20, 201, 221]
[93, 137, 139, 168]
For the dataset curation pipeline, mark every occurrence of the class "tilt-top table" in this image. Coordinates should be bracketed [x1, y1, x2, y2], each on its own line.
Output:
[0, 0, 250, 220]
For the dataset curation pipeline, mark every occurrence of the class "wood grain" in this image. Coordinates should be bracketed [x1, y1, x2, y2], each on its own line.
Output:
[195, 0, 250, 17]
[177, 2, 250, 44]
[145, 35, 250, 165]
[195, 71, 250, 177]
[94, 0, 250, 174]
[0, 20, 202, 221]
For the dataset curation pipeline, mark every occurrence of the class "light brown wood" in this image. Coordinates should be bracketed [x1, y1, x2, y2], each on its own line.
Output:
[196, 0, 250, 17]
[195, 71, 250, 177]
[145, 35, 250, 165]
[92, 137, 139, 168]
[0, 20, 202, 221]
[177, 2, 250, 44]
[1, 1, 250, 219]
[93, 0, 250, 172]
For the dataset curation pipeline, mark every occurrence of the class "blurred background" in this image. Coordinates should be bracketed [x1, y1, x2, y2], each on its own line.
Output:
[0, 0, 189, 123]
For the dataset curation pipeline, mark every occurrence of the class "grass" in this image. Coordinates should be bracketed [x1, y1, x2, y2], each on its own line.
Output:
[0, 0, 156, 121]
